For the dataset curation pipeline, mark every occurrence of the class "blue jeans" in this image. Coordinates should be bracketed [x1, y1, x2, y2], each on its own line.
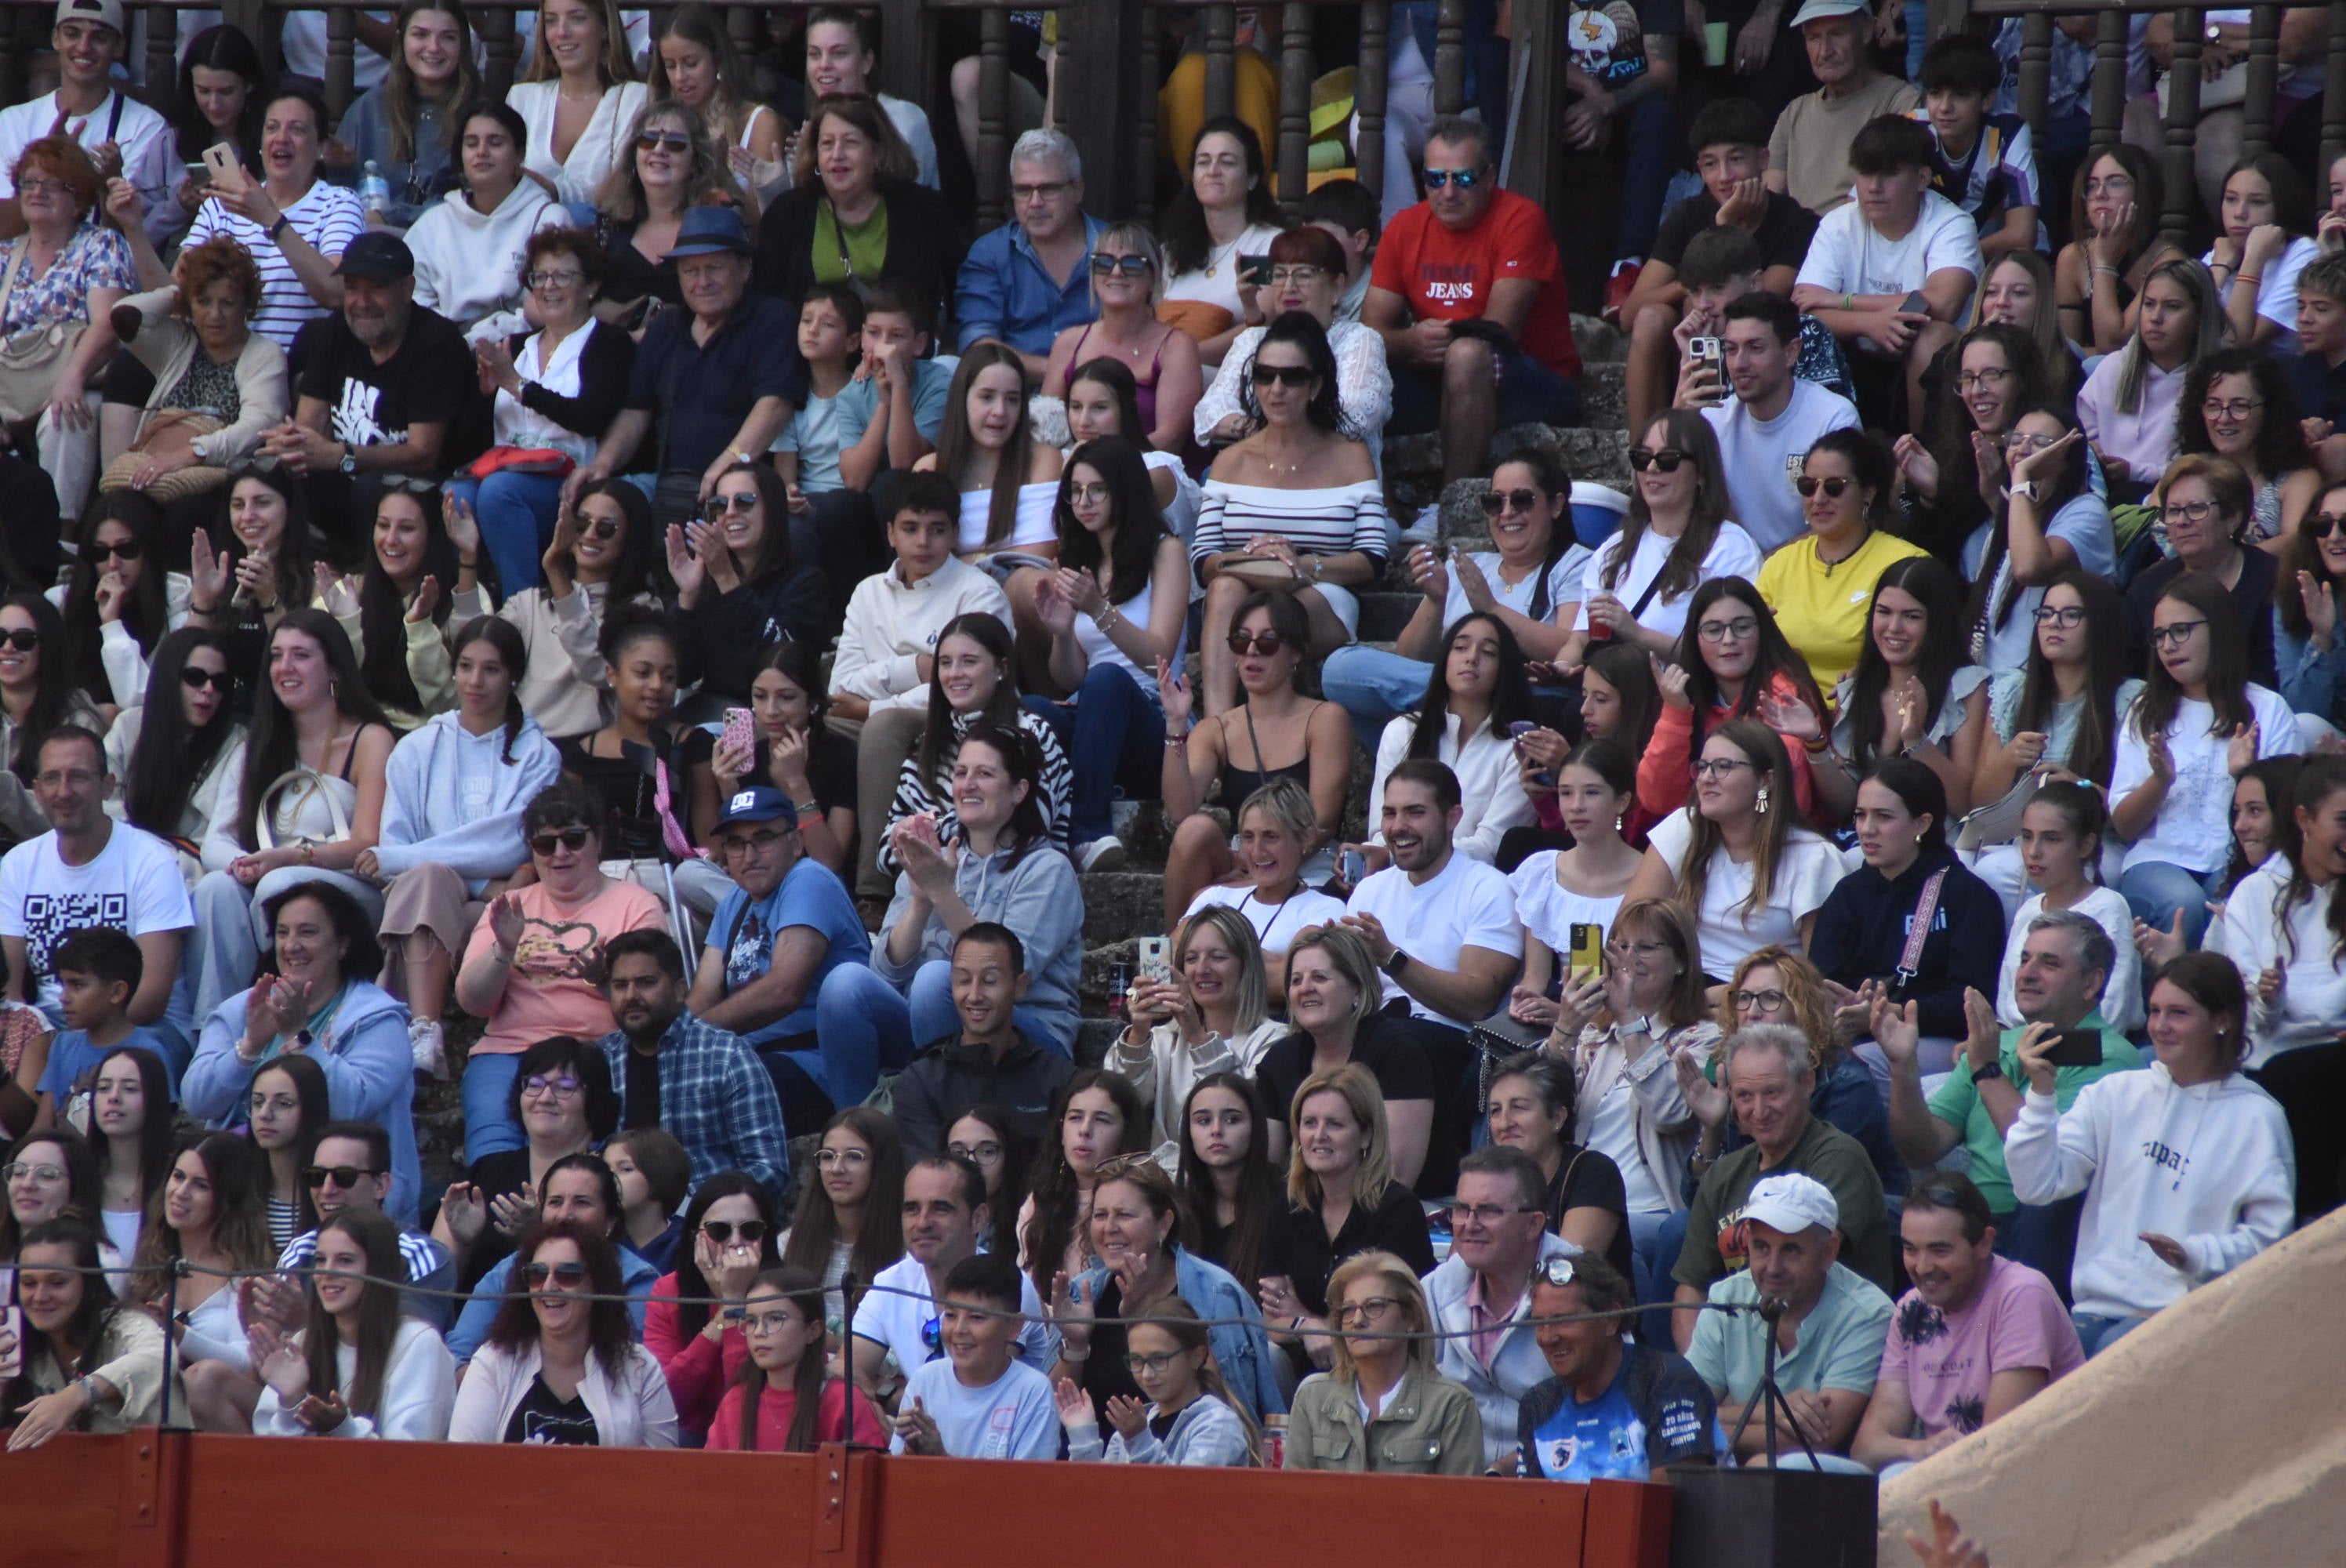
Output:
[1023, 666, 1164, 844]
[907, 957, 1074, 1058]
[2073, 1311, 2148, 1357]
[2119, 860, 2226, 948]
[1321, 644, 1433, 753]
[809, 964, 916, 1109]
[1642, 1207, 1693, 1348]
[446, 471, 564, 599]
[463, 1050, 525, 1160]
[1615, 93, 1676, 261]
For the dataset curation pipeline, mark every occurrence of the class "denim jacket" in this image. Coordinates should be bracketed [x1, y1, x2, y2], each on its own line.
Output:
[1074, 1245, 1287, 1419]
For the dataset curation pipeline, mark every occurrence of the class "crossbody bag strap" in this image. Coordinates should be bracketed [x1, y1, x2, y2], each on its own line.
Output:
[0, 240, 31, 337]
[1897, 867, 1951, 988]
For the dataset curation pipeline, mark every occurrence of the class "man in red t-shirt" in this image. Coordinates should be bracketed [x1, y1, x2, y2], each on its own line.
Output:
[1366, 116, 1582, 485]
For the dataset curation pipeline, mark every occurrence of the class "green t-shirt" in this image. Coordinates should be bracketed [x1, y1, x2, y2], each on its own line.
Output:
[1674, 1117, 1894, 1294]
[1685, 1262, 1897, 1407]
[813, 199, 891, 286]
[1927, 1010, 2142, 1214]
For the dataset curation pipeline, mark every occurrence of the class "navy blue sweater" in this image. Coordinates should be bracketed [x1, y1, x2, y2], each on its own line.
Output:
[1807, 844, 2006, 1041]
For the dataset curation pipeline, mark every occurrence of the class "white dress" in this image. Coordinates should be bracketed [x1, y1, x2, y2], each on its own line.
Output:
[507, 80, 650, 206]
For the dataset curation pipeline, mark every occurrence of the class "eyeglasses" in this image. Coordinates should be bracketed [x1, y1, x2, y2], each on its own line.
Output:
[0, 630, 42, 652]
[2308, 512, 2346, 539]
[947, 1139, 1003, 1165]
[1606, 938, 1669, 960]
[2003, 431, 2060, 455]
[527, 269, 584, 290]
[1954, 368, 2012, 391]
[2150, 619, 2208, 648]
[814, 1146, 870, 1167]
[708, 491, 761, 514]
[1446, 1202, 1542, 1226]
[528, 827, 591, 855]
[743, 1308, 807, 1336]
[1422, 167, 1485, 189]
[180, 666, 235, 693]
[1124, 1349, 1185, 1374]
[1626, 448, 1687, 474]
[32, 768, 97, 789]
[16, 176, 73, 199]
[701, 1219, 770, 1246]
[2032, 605, 2086, 628]
[1530, 1256, 1579, 1289]
[2160, 499, 2219, 525]
[723, 828, 790, 857]
[1730, 987, 1789, 1011]
[1479, 487, 1542, 515]
[303, 1164, 380, 1189]
[1691, 757, 1755, 780]
[521, 1260, 590, 1287]
[1266, 266, 1325, 288]
[1250, 364, 1316, 388]
[521, 1074, 582, 1098]
[636, 130, 691, 151]
[1088, 253, 1153, 278]
[1333, 1295, 1400, 1327]
[2, 1162, 65, 1183]
[2201, 398, 2263, 421]
[85, 539, 143, 563]
[1011, 179, 1070, 202]
[1226, 631, 1290, 656]
[1695, 617, 1759, 643]
[1794, 475, 1852, 499]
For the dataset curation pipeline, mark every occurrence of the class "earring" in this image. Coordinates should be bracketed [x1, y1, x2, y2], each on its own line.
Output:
[1614, 815, 1624, 832]
[1755, 784, 1771, 817]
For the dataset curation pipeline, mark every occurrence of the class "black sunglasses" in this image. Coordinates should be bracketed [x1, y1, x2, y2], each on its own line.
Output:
[1794, 475, 1852, 498]
[1626, 447, 1688, 474]
[0, 630, 41, 652]
[86, 539, 144, 562]
[180, 666, 235, 693]
[1088, 253, 1153, 277]
[303, 1164, 379, 1189]
[1226, 631, 1290, 656]
[528, 827, 591, 855]
[521, 1260, 590, 1287]
[1250, 364, 1317, 388]
[576, 514, 621, 540]
[1479, 488, 1541, 515]
[2308, 511, 2346, 539]
[701, 1219, 770, 1246]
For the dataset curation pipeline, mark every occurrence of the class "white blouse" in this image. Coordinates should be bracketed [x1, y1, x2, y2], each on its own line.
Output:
[1368, 711, 1536, 863]
[1193, 318, 1394, 466]
[1647, 807, 1845, 975]
[507, 80, 649, 206]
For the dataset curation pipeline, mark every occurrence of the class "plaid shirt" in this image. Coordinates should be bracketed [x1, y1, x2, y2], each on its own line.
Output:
[597, 1014, 790, 1207]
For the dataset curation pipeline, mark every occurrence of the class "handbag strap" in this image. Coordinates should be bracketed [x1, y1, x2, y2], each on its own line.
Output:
[0, 239, 29, 336]
[1897, 867, 1951, 985]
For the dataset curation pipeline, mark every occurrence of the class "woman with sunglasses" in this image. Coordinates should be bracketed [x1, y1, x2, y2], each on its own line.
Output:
[451, 227, 632, 603]
[668, 462, 830, 718]
[1158, 118, 1287, 364]
[1323, 446, 1582, 754]
[781, 1108, 905, 1339]
[1176, 1073, 1281, 1292]
[1192, 225, 1392, 466]
[2112, 572, 2302, 946]
[53, 498, 189, 717]
[451, 1216, 677, 1446]
[1111, 905, 1287, 1166]
[1634, 578, 1825, 828]
[2174, 346, 2320, 550]
[1180, 777, 1347, 995]
[183, 881, 421, 1223]
[712, 1267, 888, 1451]
[690, 638, 855, 876]
[1192, 313, 1388, 717]
[1505, 739, 1640, 1030]
[2273, 481, 2346, 735]
[364, 616, 561, 1073]
[914, 341, 1064, 575]
[313, 482, 472, 731]
[754, 94, 959, 327]
[497, 481, 663, 740]
[442, 1151, 665, 1370]
[1282, 1248, 1479, 1474]
[187, 612, 393, 1022]
[507, 0, 647, 208]
[405, 101, 564, 337]
[645, 1171, 778, 1443]
[1040, 222, 1204, 458]
[249, 1207, 456, 1440]
[1755, 430, 1930, 703]
[2124, 456, 2281, 688]
[0, 595, 98, 841]
[2075, 257, 2219, 501]
[592, 99, 748, 321]
[1558, 415, 1760, 671]
[456, 778, 663, 1155]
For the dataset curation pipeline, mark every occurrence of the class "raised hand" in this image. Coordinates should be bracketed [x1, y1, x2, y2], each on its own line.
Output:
[1892, 434, 1940, 496]
[1653, 654, 1692, 710]
[189, 530, 229, 609]
[1050, 1270, 1094, 1357]
[487, 891, 527, 954]
[1154, 656, 1194, 731]
[1755, 689, 1822, 746]
[663, 523, 706, 601]
[1870, 991, 1921, 1066]
[312, 561, 356, 617]
[487, 1184, 536, 1237]
[1406, 543, 1450, 604]
[1961, 988, 2005, 1074]
[1031, 572, 1077, 637]
[2133, 909, 2188, 969]
[441, 1181, 486, 1247]
[249, 1319, 309, 1404]
[2300, 570, 2339, 651]
[1103, 1393, 1149, 1442]
[1052, 1376, 1096, 1432]
[93, 570, 127, 625]
[444, 492, 481, 561]
[1673, 1047, 1728, 1128]
[405, 575, 441, 625]
[2226, 721, 2260, 779]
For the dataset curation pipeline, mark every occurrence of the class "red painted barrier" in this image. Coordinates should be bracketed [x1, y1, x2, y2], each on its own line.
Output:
[0, 1432, 1673, 1568]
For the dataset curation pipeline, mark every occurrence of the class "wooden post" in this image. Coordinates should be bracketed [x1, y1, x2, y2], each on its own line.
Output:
[727, 3, 760, 57]
[2090, 8, 2129, 153]
[2242, 5, 2279, 159]
[2163, 8, 2204, 248]
[1204, 3, 1235, 125]
[1135, 6, 1160, 224]
[2017, 13, 2052, 137]
[1356, 0, 1390, 207]
[221, 0, 267, 71]
[144, 4, 179, 119]
[0, 8, 20, 111]
[1276, 2, 1311, 210]
[2324, 1, 2346, 179]
[975, 5, 1009, 233]
[1056, 0, 1146, 223]
[873, 0, 929, 109]
[480, 2, 518, 100]
[325, 4, 356, 123]
[1434, 0, 1465, 116]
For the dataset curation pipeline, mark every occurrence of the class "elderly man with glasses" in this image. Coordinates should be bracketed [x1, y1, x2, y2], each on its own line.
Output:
[953, 129, 1107, 383]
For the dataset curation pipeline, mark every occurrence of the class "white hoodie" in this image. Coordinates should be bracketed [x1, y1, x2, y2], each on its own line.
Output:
[830, 557, 1013, 713]
[253, 1318, 457, 1440]
[2217, 857, 2346, 1065]
[2005, 1062, 2295, 1321]
[405, 181, 570, 337]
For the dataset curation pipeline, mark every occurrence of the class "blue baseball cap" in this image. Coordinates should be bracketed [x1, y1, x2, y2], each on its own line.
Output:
[715, 786, 797, 830]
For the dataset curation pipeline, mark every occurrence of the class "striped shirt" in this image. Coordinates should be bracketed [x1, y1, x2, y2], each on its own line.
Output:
[187, 183, 366, 350]
[1189, 477, 1392, 575]
[877, 706, 1073, 877]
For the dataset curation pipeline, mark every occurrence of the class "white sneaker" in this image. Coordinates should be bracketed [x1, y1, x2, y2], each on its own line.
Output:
[1077, 836, 1128, 872]
[1396, 503, 1440, 545]
[409, 1016, 448, 1079]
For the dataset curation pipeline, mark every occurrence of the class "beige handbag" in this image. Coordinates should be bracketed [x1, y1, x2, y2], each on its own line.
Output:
[97, 409, 228, 503]
[0, 238, 88, 426]
[253, 766, 354, 851]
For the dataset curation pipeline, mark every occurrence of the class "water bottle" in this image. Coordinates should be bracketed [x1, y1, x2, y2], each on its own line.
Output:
[1260, 1413, 1285, 1470]
[358, 160, 392, 216]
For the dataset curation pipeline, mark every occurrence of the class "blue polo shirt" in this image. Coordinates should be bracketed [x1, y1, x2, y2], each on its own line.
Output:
[954, 212, 1106, 356]
[624, 291, 811, 477]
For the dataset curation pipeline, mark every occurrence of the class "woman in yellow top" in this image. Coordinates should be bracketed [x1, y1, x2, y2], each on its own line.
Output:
[1754, 428, 1927, 705]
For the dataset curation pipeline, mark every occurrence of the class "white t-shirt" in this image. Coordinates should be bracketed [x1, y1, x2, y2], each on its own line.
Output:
[1440, 546, 1590, 631]
[1702, 379, 1861, 552]
[849, 1254, 1051, 1376]
[1573, 521, 1766, 643]
[1996, 885, 2143, 1033]
[279, 12, 393, 89]
[0, 89, 173, 245]
[1346, 851, 1523, 1026]
[2206, 234, 2321, 353]
[0, 823, 195, 1036]
[186, 181, 366, 350]
[1645, 807, 1844, 976]
[1186, 881, 1348, 955]
[2110, 685, 2301, 875]
[1795, 190, 1984, 353]
[1506, 851, 1625, 959]
[892, 1354, 1059, 1458]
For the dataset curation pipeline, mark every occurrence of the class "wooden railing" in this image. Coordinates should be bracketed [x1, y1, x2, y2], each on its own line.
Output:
[0, 0, 1479, 230]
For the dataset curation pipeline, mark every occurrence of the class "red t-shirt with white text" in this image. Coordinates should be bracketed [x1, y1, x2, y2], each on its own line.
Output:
[1371, 187, 1582, 379]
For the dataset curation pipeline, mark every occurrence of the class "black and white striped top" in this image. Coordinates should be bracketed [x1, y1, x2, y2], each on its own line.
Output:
[1189, 478, 1393, 576]
[877, 706, 1074, 876]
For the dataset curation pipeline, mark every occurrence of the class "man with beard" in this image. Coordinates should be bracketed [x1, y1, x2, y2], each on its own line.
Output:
[261, 231, 472, 561]
[594, 928, 789, 1207]
[1853, 1174, 2080, 1474]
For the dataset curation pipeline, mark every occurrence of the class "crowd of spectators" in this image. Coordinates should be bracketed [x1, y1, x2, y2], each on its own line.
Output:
[0, 8, 2332, 1544]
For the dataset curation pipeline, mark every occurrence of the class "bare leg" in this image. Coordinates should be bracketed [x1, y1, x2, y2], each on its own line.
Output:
[183, 1357, 263, 1434]
[98, 401, 142, 471]
[403, 931, 453, 1023]
[950, 56, 985, 170]
[1199, 573, 1251, 716]
[1440, 337, 1499, 485]
[1295, 587, 1353, 660]
[1625, 298, 1682, 440]
[1163, 812, 1237, 929]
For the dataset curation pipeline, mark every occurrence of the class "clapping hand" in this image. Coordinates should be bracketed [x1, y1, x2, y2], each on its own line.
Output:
[249, 1319, 309, 1405]
[1508, 982, 1560, 1029]
[441, 1181, 487, 1247]
[894, 1395, 941, 1454]
[445, 493, 481, 564]
[2132, 909, 2189, 970]
[488, 1182, 536, 1237]
[1153, 657, 1194, 731]
[486, 891, 527, 956]
[190, 531, 230, 610]
[404, 575, 441, 626]
[1755, 689, 1822, 746]
[1673, 1047, 1729, 1128]
[1892, 434, 1940, 497]
[1406, 543, 1450, 604]
[312, 562, 358, 618]
[1102, 1393, 1149, 1442]
[1032, 571, 1078, 638]
[663, 523, 706, 601]
[2300, 570, 2339, 650]
[1050, 1270, 1094, 1358]
[2227, 721, 2261, 778]
[1052, 1377, 1097, 1433]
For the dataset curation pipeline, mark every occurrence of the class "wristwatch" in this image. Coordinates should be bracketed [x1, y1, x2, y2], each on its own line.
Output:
[337, 445, 358, 477]
[1382, 948, 1411, 979]
[2010, 479, 2040, 503]
[267, 213, 290, 241]
[1971, 1060, 2005, 1085]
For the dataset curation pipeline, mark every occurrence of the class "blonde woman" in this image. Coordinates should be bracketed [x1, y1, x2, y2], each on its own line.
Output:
[1180, 775, 1346, 994]
[1108, 906, 1287, 1165]
[1254, 926, 1437, 1189]
[1281, 1249, 1481, 1475]
[507, 0, 646, 206]
[1039, 220, 1203, 457]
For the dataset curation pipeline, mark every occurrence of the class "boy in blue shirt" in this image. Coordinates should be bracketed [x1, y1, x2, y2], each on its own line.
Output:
[892, 1251, 1059, 1460]
[1915, 35, 2040, 262]
[30, 928, 173, 1127]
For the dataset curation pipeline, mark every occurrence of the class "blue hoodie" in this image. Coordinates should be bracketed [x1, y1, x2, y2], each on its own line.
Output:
[372, 710, 563, 895]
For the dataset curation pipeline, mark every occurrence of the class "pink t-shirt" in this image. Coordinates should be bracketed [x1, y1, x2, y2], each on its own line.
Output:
[1878, 1255, 2083, 1441]
[460, 876, 665, 1054]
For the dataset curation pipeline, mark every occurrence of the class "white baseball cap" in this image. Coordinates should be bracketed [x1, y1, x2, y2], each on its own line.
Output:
[55, 0, 126, 37]
[1741, 1173, 1839, 1236]
[1789, 0, 1869, 26]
